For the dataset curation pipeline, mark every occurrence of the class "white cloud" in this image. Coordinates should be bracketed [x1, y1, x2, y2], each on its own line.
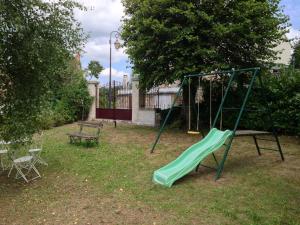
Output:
[101, 67, 128, 78]
[74, 0, 127, 65]
[84, 40, 127, 64]
[287, 27, 300, 44]
[75, 0, 124, 36]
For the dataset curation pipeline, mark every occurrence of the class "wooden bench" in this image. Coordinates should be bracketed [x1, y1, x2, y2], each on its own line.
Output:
[67, 121, 103, 145]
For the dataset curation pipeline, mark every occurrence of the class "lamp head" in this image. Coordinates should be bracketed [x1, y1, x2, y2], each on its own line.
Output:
[114, 38, 121, 50]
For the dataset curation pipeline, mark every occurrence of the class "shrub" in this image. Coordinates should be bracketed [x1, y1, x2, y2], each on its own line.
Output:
[171, 68, 300, 136]
[54, 78, 92, 124]
[218, 69, 300, 135]
[260, 69, 300, 135]
[37, 59, 92, 129]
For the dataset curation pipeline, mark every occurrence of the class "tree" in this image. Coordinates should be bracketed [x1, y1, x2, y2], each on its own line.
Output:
[292, 40, 300, 69]
[86, 60, 104, 79]
[121, 0, 289, 129]
[0, 0, 86, 141]
[121, 0, 289, 90]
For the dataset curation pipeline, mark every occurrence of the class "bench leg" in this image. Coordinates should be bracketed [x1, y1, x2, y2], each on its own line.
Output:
[71, 136, 81, 145]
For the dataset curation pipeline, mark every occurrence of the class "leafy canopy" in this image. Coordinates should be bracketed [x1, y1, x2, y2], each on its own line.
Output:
[0, 0, 86, 141]
[87, 60, 104, 80]
[122, 0, 289, 90]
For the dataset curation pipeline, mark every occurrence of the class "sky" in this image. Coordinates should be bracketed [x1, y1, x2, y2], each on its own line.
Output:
[75, 0, 300, 84]
[75, 0, 129, 84]
[281, 0, 300, 37]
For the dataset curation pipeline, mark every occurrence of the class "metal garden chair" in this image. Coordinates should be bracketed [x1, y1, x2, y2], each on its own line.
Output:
[0, 142, 9, 171]
[28, 131, 47, 166]
[7, 142, 41, 183]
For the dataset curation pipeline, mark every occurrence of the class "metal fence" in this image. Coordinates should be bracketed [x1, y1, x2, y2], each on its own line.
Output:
[141, 86, 182, 109]
[97, 81, 132, 121]
[98, 81, 183, 111]
[99, 81, 132, 109]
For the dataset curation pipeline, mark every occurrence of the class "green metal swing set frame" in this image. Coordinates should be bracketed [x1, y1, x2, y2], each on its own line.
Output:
[151, 67, 284, 180]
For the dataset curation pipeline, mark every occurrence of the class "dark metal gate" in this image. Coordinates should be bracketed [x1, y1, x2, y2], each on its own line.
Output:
[96, 80, 132, 121]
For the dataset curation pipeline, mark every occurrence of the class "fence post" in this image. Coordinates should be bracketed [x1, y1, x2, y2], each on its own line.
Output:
[113, 80, 117, 127]
[87, 81, 99, 121]
[157, 88, 160, 109]
[132, 77, 139, 123]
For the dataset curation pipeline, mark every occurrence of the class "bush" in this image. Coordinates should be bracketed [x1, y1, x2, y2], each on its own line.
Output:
[37, 60, 92, 129]
[159, 107, 182, 127]
[258, 69, 300, 135]
[180, 68, 300, 136]
[213, 69, 300, 135]
[54, 78, 92, 124]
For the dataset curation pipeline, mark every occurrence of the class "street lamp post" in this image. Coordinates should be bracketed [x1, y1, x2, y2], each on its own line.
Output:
[109, 30, 121, 108]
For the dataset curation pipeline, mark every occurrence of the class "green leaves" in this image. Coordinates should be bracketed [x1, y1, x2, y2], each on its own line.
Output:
[0, 0, 86, 141]
[121, 0, 289, 90]
[86, 60, 104, 80]
[244, 68, 300, 135]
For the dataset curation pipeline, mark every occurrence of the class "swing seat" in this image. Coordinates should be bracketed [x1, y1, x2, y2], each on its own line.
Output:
[187, 130, 200, 135]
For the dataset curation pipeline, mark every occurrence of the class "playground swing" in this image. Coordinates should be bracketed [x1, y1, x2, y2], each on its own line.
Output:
[187, 77, 201, 135]
[151, 68, 285, 187]
[187, 74, 224, 135]
[207, 74, 224, 130]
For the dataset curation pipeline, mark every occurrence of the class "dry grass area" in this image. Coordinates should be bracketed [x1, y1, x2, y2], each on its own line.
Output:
[0, 122, 299, 225]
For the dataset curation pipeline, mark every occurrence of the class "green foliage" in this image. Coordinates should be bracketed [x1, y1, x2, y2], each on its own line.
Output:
[99, 87, 109, 108]
[122, 0, 289, 90]
[0, 0, 86, 141]
[234, 69, 300, 135]
[197, 69, 300, 135]
[159, 107, 182, 127]
[86, 60, 104, 80]
[38, 59, 92, 129]
[54, 78, 92, 125]
[292, 40, 300, 69]
[260, 69, 300, 135]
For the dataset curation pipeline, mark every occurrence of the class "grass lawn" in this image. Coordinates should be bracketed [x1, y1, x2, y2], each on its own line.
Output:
[0, 122, 299, 225]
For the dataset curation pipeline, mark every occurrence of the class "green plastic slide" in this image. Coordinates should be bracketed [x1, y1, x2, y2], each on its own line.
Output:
[153, 128, 233, 187]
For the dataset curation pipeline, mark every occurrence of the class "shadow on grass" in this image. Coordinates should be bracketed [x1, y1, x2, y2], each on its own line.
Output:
[68, 141, 99, 148]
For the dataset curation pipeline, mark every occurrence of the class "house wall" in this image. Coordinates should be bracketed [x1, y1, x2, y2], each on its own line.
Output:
[132, 77, 158, 126]
[273, 40, 293, 65]
[134, 109, 157, 126]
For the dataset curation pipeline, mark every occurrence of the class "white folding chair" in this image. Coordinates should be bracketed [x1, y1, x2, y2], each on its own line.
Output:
[7, 146, 41, 183]
[28, 131, 47, 166]
[0, 143, 8, 171]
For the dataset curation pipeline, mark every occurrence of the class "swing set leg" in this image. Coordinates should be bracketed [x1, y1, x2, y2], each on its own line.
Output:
[195, 163, 201, 172]
[215, 140, 233, 180]
[212, 153, 219, 166]
[195, 131, 229, 175]
[252, 136, 261, 156]
[195, 153, 219, 172]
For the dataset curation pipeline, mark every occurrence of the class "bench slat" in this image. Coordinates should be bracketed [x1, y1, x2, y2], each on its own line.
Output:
[77, 122, 103, 128]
